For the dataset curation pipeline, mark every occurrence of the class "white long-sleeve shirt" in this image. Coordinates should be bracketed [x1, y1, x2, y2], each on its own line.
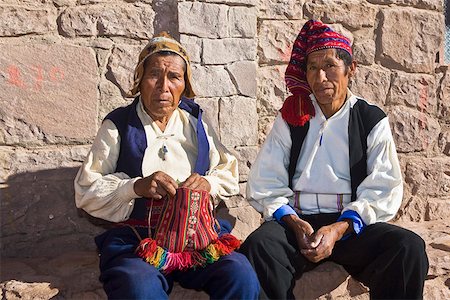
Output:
[74, 99, 239, 223]
[247, 92, 403, 226]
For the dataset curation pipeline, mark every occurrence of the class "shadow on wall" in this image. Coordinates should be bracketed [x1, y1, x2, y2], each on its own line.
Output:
[0, 166, 237, 259]
[0, 167, 109, 259]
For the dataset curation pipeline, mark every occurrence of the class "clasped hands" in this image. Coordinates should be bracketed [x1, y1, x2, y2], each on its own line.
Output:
[134, 171, 211, 200]
[282, 215, 352, 263]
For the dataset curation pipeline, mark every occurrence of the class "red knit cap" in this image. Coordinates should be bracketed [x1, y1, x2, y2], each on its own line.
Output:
[281, 20, 353, 126]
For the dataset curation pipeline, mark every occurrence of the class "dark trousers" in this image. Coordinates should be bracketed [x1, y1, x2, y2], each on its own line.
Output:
[239, 214, 429, 300]
[95, 224, 260, 300]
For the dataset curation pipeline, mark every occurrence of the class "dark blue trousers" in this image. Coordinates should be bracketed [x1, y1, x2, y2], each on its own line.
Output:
[95, 222, 260, 300]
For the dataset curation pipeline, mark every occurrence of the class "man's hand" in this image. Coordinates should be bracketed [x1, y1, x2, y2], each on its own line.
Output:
[134, 171, 178, 200]
[180, 173, 211, 192]
[282, 214, 315, 250]
[301, 220, 353, 263]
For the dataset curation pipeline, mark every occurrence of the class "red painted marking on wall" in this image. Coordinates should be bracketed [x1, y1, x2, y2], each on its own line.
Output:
[7, 65, 25, 88]
[5, 64, 65, 90]
[31, 65, 44, 91]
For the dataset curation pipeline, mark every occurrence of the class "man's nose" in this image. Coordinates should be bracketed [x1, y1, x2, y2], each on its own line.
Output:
[157, 76, 169, 91]
[318, 69, 327, 81]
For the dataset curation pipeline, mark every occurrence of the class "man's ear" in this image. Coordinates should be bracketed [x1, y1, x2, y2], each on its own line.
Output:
[348, 60, 357, 78]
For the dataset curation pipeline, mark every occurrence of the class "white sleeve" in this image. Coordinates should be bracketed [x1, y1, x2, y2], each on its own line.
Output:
[202, 118, 240, 201]
[74, 119, 140, 223]
[246, 114, 294, 220]
[342, 117, 403, 225]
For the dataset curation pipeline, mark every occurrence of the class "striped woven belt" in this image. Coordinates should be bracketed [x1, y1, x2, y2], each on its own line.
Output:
[291, 192, 352, 215]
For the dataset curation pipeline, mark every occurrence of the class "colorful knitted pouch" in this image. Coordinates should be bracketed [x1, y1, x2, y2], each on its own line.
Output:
[136, 187, 240, 274]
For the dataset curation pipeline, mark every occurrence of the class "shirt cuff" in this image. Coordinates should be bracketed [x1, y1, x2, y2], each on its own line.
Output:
[273, 204, 298, 223]
[337, 210, 366, 240]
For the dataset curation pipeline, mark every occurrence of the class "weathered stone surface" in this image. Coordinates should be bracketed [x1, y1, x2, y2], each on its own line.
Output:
[379, 8, 444, 73]
[98, 79, 131, 123]
[204, 0, 256, 5]
[107, 44, 142, 96]
[227, 61, 257, 97]
[0, 280, 59, 300]
[353, 28, 376, 66]
[387, 71, 437, 116]
[203, 38, 256, 64]
[59, 4, 155, 38]
[0, 6, 56, 36]
[437, 69, 450, 122]
[438, 125, 450, 156]
[219, 96, 258, 147]
[179, 2, 228, 38]
[403, 157, 450, 198]
[0, 43, 98, 143]
[258, 20, 305, 64]
[232, 146, 259, 182]
[191, 65, 237, 97]
[349, 65, 391, 108]
[305, 0, 378, 29]
[257, 65, 288, 117]
[258, 0, 304, 19]
[179, 35, 202, 63]
[229, 6, 257, 38]
[258, 115, 276, 144]
[293, 262, 369, 299]
[194, 97, 220, 136]
[217, 204, 262, 241]
[389, 106, 441, 153]
[0, 146, 104, 257]
[367, 0, 443, 11]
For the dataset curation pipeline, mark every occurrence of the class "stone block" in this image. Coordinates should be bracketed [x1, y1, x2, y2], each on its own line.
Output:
[294, 262, 369, 299]
[194, 97, 220, 136]
[257, 65, 288, 117]
[305, 0, 378, 29]
[258, 0, 304, 19]
[204, 0, 256, 5]
[387, 71, 437, 116]
[229, 6, 257, 38]
[59, 4, 155, 38]
[352, 28, 376, 66]
[179, 35, 202, 63]
[0, 6, 56, 36]
[219, 96, 258, 147]
[437, 124, 450, 156]
[203, 38, 256, 64]
[389, 107, 441, 153]
[258, 115, 276, 144]
[178, 2, 228, 38]
[191, 64, 237, 97]
[437, 69, 450, 122]
[227, 61, 257, 97]
[98, 79, 130, 123]
[426, 197, 450, 221]
[107, 45, 142, 96]
[379, 8, 444, 73]
[216, 204, 262, 241]
[349, 65, 391, 108]
[258, 20, 306, 64]
[0, 43, 98, 144]
[232, 145, 259, 182]
[367, 0, 443, 11]
[0, 146, 103, 257]
[0, 281, 58, 300]
[404, 157, 450, 198]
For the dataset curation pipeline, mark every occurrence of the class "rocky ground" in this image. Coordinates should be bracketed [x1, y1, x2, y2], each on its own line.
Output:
[1, 220, 449, 300]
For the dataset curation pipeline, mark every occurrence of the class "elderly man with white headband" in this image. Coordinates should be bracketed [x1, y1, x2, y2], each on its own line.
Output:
[240, 20, 428, 300]
[75, 32, 259, 299]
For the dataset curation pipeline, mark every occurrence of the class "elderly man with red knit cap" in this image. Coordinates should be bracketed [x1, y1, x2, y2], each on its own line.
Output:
[240, 20, 429, 299]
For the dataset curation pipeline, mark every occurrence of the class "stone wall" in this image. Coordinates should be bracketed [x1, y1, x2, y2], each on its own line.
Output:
[1, 0, 449, 299]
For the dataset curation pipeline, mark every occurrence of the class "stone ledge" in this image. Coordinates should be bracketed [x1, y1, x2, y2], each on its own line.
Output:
[1, 220, 449, 299]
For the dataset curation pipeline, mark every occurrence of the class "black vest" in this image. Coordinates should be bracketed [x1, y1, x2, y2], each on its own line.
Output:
[288, 98, 386, 202]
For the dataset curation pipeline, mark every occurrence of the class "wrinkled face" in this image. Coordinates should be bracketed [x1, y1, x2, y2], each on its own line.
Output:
[139, 54, 186, 120]
[306, 48, 355, 109]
